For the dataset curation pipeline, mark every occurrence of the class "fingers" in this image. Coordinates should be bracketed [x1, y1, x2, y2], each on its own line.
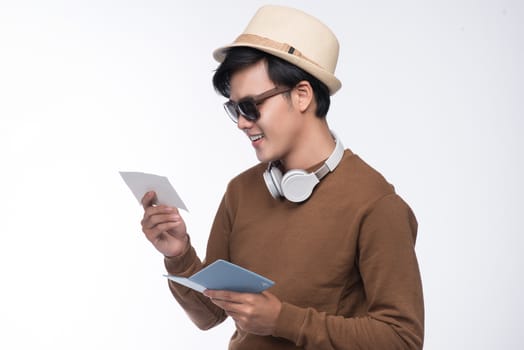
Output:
[142, 211, 180, 234]
[203, 290, 279, 336]
[142, 207, 178, 228]
[143, 220, 183, 242]
[204, 290, 247, 316]
[204, 290, 259, 311]
[139, 191, 188, 257]
[141, 191, 181, 225]
[204, 290, 243, 302]
[141, 202, 184, 241]
[141, 191, 158, 209]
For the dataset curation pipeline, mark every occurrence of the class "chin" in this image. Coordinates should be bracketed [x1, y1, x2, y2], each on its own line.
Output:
[255, 153, 267, 163]
[254, 149, 273, 164]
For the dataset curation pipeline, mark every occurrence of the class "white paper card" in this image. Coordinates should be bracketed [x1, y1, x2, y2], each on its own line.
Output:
[119, 171, 188, 211]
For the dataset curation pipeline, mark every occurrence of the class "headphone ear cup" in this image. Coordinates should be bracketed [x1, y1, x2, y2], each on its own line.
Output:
[281, 170, 320, 203]
[263, 165, 284, 199]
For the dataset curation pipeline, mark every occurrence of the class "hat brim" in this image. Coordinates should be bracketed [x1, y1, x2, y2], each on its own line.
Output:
[213, 42, 342, 95]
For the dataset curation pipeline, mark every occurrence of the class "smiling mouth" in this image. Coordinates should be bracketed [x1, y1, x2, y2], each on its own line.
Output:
[249, 134, 264, 142]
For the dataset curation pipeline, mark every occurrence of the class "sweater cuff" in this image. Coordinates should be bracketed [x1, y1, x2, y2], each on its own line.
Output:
[163, 237, 200, 276]
[272, 302, 307, 343]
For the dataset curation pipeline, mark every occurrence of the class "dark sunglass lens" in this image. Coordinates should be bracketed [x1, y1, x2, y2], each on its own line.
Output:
[237, 100, 259, 121]
[224, 103, 239, 123]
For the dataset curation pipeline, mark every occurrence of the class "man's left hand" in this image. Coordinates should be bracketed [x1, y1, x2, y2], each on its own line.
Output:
[203, 289, 282, 336]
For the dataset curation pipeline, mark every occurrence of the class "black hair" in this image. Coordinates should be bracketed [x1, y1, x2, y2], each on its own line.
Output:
[212, 47, 331, 118]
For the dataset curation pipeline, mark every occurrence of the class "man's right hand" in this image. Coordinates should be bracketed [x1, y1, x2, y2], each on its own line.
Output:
[141, 191, 189, 258]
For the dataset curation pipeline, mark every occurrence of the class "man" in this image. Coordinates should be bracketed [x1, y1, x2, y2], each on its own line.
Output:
[140, 5, 424, 349]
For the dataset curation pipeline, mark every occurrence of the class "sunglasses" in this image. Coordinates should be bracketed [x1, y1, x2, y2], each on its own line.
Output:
[223, 86, 292, 123]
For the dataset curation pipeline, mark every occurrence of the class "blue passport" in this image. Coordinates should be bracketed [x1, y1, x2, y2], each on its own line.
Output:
[164, 259, 274, 293]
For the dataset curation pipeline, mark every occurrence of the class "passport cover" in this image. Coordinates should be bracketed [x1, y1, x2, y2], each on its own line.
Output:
[164, 259, 274, 293]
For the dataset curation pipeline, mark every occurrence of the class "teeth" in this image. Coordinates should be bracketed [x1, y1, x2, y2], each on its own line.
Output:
[249, 134, 264, 141]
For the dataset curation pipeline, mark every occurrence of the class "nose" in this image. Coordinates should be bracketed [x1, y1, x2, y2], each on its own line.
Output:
[236, 114, 254, 130]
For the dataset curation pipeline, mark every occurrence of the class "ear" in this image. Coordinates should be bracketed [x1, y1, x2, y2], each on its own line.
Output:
[293, 80, 315, 113]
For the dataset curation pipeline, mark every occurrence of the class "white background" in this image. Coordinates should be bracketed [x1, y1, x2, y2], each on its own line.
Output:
[1, 0, 522, 349]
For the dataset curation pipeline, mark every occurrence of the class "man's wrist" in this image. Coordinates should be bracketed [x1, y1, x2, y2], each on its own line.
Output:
[164, 233, 190, 258]
[164, 235, 198, 276]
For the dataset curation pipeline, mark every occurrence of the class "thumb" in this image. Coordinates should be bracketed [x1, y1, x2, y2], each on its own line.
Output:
[141, 191, 158, 209]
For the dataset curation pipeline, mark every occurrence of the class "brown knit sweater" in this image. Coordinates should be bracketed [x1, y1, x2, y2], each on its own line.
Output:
[164, 150, 424, 349]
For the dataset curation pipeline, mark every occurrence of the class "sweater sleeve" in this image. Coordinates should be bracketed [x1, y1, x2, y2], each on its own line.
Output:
[162, 194, 233, 330]
[164, 190, 235, 329]
[163, 240, 228, 330]
[272, 194, 424, 349]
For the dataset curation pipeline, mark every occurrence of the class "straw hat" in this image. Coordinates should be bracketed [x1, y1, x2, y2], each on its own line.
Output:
[213, 5, 342, 95]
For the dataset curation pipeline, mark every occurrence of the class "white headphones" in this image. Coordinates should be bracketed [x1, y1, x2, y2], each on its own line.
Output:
[263, 133, 345, 202]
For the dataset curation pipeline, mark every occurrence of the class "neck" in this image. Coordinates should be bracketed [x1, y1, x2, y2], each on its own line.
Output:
[281, 120, 336, 170]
